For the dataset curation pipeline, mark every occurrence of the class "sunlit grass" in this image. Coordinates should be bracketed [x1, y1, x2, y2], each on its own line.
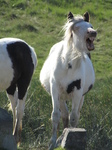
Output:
[0, 0, 112, 150]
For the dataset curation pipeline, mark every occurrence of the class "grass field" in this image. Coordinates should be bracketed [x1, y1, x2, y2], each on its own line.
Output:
[0, 0, 112, 150]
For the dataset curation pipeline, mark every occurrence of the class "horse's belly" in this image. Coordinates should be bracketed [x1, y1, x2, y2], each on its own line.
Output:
[83, 81, 94, 95]
[83, 67, 95, 95]
[0, 55, 14, 91]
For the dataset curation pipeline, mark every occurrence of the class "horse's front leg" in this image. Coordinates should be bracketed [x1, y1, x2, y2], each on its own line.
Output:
[49, 80, 60, 150]
[70, 90, 83, 127]
[60, 100, 69, 129]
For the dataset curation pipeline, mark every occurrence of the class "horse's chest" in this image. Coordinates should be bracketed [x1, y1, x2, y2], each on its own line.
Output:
[59, 58, 95, 97]
[0, 52, 14, 90]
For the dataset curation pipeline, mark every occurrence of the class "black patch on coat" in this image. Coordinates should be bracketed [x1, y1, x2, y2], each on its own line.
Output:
[83, 84, 93, 95]
[68, 63, 72, 69]
[88, 84, 93, 91]
[6, 41, 34, 99]
[67, 79, 81, 94]
[87, 53, 91, 59]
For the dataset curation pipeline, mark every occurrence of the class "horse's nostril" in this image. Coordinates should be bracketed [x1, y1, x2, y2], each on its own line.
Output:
[92, 31, 97, 37]
[89, 31, 97, 37]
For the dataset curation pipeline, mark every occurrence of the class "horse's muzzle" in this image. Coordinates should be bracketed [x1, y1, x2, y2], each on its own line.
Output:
[87, 28, 97, 38]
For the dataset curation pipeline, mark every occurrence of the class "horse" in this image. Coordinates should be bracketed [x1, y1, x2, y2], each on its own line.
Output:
[40, 12, 97, 150]
[0, 38, 37, 144]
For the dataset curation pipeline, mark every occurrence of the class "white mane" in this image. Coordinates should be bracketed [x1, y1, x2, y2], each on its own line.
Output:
[63, 15, 84, 43]
[61, 15, 84, 67]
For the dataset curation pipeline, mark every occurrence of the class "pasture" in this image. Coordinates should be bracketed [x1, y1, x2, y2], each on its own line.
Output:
[0, 0, 112, 150]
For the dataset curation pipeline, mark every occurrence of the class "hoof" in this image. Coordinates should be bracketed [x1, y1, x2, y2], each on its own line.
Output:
[49, 137, 56, 150]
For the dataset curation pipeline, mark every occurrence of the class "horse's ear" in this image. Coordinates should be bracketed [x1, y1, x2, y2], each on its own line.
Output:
[68, 12, 74, 20]
[83, 12, 90, 22]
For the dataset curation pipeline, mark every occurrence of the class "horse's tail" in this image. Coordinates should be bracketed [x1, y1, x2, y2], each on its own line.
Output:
[30, 46, 37, 70]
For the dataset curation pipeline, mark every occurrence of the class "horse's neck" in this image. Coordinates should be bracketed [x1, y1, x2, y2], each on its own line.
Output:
[62, 41, 72, 57]
[61, 41, 88, 72]
[62, 42, 84, 63]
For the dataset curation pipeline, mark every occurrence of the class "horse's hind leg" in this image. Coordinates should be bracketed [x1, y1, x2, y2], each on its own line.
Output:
[7, 81, 28, 144]
[60, 100, 69, 128]
[7, 84, 18, 132]
[13, 76, 31, 144]
[14, 93, 27, 145]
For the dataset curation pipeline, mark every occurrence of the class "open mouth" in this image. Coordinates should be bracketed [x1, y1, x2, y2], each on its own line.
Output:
[86, 37, 95, 51]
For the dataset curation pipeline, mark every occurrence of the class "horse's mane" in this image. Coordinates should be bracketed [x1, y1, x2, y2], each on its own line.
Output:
[62, 15, 84, 68]
[63, 15, 84, 42]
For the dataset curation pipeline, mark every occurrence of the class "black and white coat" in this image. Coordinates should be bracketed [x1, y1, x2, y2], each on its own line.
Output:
[0, 38, 37, 143]
[40, 12, 97, 150]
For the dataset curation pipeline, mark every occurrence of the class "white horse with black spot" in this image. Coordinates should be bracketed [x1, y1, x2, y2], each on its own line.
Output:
[40, 12, 97, 150]
[0, 38, 37, 144]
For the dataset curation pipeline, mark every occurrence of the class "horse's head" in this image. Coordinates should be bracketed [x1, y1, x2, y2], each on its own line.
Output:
[65, 12, 97, 53]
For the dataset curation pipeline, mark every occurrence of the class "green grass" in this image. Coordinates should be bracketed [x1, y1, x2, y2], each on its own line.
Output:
[0, 0, 112, 149]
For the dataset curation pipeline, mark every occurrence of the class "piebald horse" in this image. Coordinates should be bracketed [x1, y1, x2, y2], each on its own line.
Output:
[40, 12, 97, 150]
[0, 38, 37, 144]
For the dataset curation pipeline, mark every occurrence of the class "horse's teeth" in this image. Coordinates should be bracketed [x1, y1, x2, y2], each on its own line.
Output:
[89, 37, 95, 41]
